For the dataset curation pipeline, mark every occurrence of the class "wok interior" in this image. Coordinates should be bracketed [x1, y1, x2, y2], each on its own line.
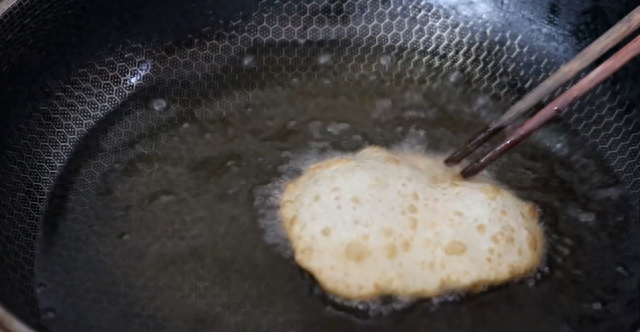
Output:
[0, 0, 639, 332]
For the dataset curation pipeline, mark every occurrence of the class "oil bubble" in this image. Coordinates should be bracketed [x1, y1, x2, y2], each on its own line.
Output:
[242, 55, 256, 67]
[317, 53, 332, 65]
[42, 308, 57, 320]
[379, 54, 393, 66]
[36, 282, 47, 293]
[326, 122, 351, 135]
[149, 98, 169, 112]
[448, 71, 464, 86]
[117, 231, 131, 240]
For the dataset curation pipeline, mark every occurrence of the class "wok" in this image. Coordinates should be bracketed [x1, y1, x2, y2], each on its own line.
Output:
[0, 0, 639, 331]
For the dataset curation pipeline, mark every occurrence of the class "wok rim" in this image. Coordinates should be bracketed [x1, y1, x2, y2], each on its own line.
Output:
[0, 0, 33, 328]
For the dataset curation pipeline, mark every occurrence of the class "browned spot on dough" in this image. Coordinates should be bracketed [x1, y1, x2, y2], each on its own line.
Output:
[351, 196, 361, 204]
[344, 241, 370, 262]
[452, 174, 465, 183]
[385, 243, 398, 259]
[428, 261, 436, 271]
[423, 238, 433, 247]
[361, 234, 370, 241]
[427, 222, 437, 229]
[285, 216, 298, 228]
[313, 195, 321, 202]
[284, 182, 296, 191]
[500, 209, 508, 216]
[407, 204, 418, 214]
[385, 156, 402, 165]
[336, 205, 342, 210]
[382, 228, 394, 237]
[488, 248, 496, 255]
[331, 187, 340, 192]
[411, 192, 419, 200]
[354, 219, 360, 225]
[334, 196, 341, 201]
[503, 225, 515, 234]
[300, 246, 314, 257]
[491, 233, 501, 245]
[481, 185, 502, 200]
[486, 257, 493, 263]
[375, 276, 394, 290]
[505, 235, 515, 245]
[526, 204, 539, 219]
[439, 279, 447, 288]
[401, 240, 411, 252]
[408, 217, 418, 230]
[526, 229, 538, 251]
[360, 146, 386, 155]
[280, 200, 294, 209]
[321, 227, 332, 237]
[371, 176, 390, 189]
[314, 158, 353, 170]
[444, 240, 467, 256]
[476, 223, 487, 234]
[454, 210, 464, 217]
[518, 248, 523, 256]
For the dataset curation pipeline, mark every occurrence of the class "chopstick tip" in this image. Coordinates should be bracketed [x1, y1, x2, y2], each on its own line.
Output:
[460, 163, 482, 179]
[443, 155, 460, 166]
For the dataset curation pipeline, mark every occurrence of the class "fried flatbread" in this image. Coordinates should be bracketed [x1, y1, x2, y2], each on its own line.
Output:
[279, 146, 544, 300]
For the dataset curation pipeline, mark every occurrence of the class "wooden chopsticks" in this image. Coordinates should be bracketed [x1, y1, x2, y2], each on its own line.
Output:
[444, 6, 640, 178]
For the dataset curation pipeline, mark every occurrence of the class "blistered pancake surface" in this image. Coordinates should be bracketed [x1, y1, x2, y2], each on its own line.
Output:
[279, 146, 544, 300]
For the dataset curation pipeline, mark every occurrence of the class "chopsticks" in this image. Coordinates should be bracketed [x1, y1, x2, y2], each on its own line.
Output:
[444, 6, 640, 178]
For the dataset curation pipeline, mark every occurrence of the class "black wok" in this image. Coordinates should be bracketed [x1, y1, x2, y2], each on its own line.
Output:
[0, 0, 639, 331]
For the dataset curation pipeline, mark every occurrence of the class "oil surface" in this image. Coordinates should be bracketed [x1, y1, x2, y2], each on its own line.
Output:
[35, 77, 638, 332]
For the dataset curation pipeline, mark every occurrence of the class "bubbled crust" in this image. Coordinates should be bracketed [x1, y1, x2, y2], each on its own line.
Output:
[279, 146, 545, 300]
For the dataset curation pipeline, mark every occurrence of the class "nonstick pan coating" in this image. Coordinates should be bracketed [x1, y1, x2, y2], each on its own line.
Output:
[0, 0, 639, 332]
